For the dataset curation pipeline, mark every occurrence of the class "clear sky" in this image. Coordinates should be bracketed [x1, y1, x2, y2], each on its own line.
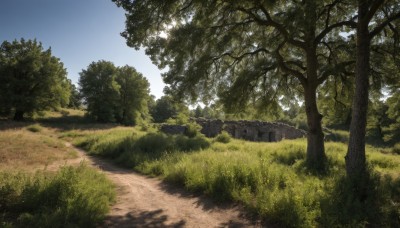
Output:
[0, 0, 166, 98]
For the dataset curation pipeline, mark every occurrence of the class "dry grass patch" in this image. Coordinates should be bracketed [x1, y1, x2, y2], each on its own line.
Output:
[0, 128, 77, 172]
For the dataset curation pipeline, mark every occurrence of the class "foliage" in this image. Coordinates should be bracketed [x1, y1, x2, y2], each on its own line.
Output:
[113, 0, 363, 172]
[183, 122, 202, 138]
[150, 95, 190, 123]
[214, 131, 231, 144]
[78, 60, 119, 122]
[384, 91, 400, 144]
[79, 61, 151, 125]
[0, 164, 115, 227]
[75, 130, 210, 169]
[0, 39, 70, 120]
[67, 82, 81, 109]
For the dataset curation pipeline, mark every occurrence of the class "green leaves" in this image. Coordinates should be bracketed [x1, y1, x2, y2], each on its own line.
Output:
[0, 39, 70, 120]
[79, 61, 151, 125]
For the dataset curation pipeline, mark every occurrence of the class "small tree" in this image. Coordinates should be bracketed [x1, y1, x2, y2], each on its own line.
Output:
[0, 39, 70, 120]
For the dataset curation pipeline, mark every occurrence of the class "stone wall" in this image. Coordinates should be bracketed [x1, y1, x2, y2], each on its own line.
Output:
[161, 118, 306, 142]
[160, 124, 187, 135]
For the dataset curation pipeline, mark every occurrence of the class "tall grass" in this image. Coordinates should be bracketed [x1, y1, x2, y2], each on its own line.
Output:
[71, 127, 400, 227]
[0, 164, 115, 228]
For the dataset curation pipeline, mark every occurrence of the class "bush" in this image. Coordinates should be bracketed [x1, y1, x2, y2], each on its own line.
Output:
[175, 134, 210, 151]
[184, 122, 202, 138]
[26, 124, 42, 133]
[134, 133, 174, 154]
[0, 164, 115, 227]
[214, 131, 231, 144]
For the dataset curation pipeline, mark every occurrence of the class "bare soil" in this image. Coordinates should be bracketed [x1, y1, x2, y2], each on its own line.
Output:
[64, 143, 260, 228]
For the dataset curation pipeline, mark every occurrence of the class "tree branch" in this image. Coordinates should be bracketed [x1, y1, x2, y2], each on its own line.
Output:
[236, 5, 306, 49]
[369, 11, 400, 39]
[315, 20, 357, 43]
[275, 42, 307, 86]
[365, 0, 385, 23]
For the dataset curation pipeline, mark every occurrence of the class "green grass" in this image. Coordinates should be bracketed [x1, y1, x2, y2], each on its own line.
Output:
[67, 126, 400, 227]
[0, 163, 115, 228]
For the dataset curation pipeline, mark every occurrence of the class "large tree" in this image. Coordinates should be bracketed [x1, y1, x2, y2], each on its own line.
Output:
[79, 61, 151, 125]
[79, 60, 119, 122]
[115, 65, 151, 125]
[114, 0, 357, 170]
[346, 0, 400, 178]
[0, 39, 70, 120]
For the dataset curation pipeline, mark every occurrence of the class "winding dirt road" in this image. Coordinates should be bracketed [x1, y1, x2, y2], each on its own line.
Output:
[64, 143, 260, 228]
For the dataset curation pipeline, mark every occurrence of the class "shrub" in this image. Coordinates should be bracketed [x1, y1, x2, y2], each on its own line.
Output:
[175, 134, 210, 151]
[0, 164, 115, 227]
[26, 124, 42, 133]
[214, 131, 231, 144]
[134, 132, 174, 154]
[184, 122, 202, 138]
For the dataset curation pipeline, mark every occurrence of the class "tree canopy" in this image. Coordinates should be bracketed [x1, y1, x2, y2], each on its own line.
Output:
[114, 0, 362, 170]
[0, 39, 70, 120]
[79, 60, 151, 125]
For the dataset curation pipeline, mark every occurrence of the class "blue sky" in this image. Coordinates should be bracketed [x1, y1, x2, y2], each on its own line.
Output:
[0, 0, 165, 98]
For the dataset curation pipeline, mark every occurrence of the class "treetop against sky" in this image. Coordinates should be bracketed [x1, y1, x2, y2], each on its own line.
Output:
[0, 0, 165, 99]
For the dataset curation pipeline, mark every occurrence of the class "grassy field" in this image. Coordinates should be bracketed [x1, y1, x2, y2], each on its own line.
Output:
[62, 122, 400, 227]
[1, 109, 399, 227]
[0, 115, 116, 227]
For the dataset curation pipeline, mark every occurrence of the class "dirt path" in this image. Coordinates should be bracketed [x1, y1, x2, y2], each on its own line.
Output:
[64, 143, 260, 228]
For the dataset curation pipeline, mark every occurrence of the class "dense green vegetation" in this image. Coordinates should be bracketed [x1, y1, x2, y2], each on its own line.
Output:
[0, 164, 115, 228]
[0, 39, 71, 121]
[66, 126, 400, 227]
[79, 61, 151, 125]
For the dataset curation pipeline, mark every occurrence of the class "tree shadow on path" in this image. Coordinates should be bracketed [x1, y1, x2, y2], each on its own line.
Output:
[99, 209, 186, 228]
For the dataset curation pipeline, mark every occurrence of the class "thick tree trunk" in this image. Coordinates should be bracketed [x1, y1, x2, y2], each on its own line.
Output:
[304, 86, 326, 170]
[13, 110, 24, 121]
[304, 45, 326, 171]
[345, 1, 370, 178]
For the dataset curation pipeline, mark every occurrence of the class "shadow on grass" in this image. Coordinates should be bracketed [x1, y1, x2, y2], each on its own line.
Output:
[38, 115, 119, 131]
[0, 115, 118, 132]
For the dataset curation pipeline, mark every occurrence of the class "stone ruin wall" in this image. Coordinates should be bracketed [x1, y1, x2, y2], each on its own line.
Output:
[161, 118, 306, 142]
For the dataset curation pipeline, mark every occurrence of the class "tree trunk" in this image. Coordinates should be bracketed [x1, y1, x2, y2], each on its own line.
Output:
[345, 1, 370, 178]
[13, 110, 24, 121]
[301, 2, 326, 171]
[304, 86, 326, 171]
[304, 45, 326, 171]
